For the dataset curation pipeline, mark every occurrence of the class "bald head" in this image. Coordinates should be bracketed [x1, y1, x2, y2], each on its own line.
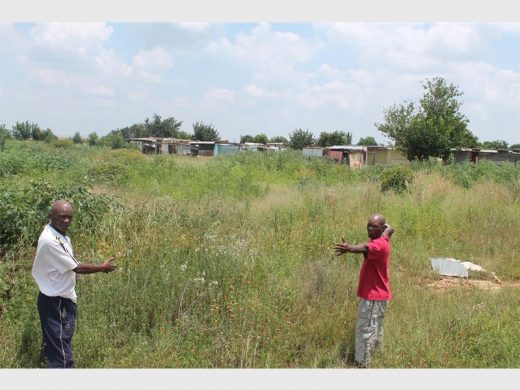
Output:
[49, 200, 74, 234]
[50, 200, 73, 215]
[367, 214, 386, 239]
[368, 214, 385, 226]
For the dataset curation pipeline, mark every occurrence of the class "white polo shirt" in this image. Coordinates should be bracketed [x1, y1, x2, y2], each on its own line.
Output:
[32, 224, 79, 303]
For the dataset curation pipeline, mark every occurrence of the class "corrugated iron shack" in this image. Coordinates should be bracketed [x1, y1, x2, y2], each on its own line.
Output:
[325, 145, 368, 168]
[240, 142, 263, 152]
[366, 146, 409, 166]
[303, 147, 325, 158]
[214, 142, 240, 156]
[127, 137, 158, 154]
[451, 148, 520, 165]
[190, 141, 215, 157]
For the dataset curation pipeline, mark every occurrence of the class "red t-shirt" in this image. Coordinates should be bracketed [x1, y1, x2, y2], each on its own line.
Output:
[357, 235, 392, 300]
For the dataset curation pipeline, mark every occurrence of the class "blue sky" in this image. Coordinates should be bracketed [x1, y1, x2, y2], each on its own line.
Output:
[1, 20, 519, 144]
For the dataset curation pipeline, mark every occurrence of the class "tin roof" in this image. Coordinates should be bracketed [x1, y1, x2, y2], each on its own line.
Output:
[328, 145, 367, 151]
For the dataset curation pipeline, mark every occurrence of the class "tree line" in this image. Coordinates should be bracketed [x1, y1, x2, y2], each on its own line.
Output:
[1, 77, 518, 158]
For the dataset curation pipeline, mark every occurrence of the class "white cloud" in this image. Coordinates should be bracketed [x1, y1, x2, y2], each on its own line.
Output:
[132, 46, 174, 82]
[205, 23, 318, 82]
[318, 63, 347, 79]
[95, 49, 132, 76]
[203, 88, 235, 102]
[85, 85, 115, 97]
[133, 47, 174, 70]
[245, 84, 277, 98]
[29, 68, 67, 87]
[326, 23, 483, 71]
[201, 88, 236, 112]
[176, 22, 210, 32]
[31, 23, 112, 54]
[297, 80, 366, 112]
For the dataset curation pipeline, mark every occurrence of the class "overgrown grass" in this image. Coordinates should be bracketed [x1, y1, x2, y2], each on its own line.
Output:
[1, 140, 519, 368]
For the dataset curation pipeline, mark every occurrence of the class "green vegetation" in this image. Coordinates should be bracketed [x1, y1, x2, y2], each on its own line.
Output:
[357, 136, 378, 146]
[376, 77, 478, 161]
[317, 131, 353, 147]
[288, 129, 315, 150]
[380, 166, 414, 193]
[1, 139, 519, 368]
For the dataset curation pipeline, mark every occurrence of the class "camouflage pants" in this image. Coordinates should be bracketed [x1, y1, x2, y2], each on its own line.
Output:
[355, 299, 388, 367]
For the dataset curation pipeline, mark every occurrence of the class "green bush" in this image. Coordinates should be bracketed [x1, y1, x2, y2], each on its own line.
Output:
[442, 160, 520, 188]
[380, 166, 414, 193]
[88, 162, 130, 184]
[0, 180, 116, 254]
[50, 138, 74, 149]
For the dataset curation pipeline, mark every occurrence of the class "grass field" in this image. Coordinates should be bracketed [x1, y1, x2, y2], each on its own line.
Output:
[1, 140, 519, 368]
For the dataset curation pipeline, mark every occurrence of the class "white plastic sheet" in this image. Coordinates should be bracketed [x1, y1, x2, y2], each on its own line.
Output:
[431, 257, 469, 277]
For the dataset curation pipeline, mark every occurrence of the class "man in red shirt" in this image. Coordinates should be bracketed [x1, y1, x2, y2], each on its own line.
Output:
[334, 214, 394, 368]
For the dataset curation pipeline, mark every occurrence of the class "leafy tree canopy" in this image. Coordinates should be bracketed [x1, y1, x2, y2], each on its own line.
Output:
[269, 136, 288, 145]
[240, 134, 255, 143]
[193, 121, 220, 141]
[145, 113, 183, 138]
[288, 129, 315, 150]
[375, 77, 478, 161]
[11, 121, 41, 140]
[253, 133, 269, 144]
[100, 132, 127, 149]
[0, 124, 12, 140]
[109, 113, 184, 140]
[479, 140, 508, 150]
[72, 131, 82, 144]
[357, 136, 378, 146]
[177, 131, 193, 140]
[316, 130, 352, 147]
[87, 132, 99, 146]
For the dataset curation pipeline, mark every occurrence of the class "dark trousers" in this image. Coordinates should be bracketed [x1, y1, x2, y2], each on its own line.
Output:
[37, 292, 77, 368]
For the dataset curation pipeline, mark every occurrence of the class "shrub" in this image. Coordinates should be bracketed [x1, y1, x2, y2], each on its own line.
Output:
[0, 180, 116, 254]
[88, 162, 130, 184]
[50, 139, 74, 149]
[380, 165, 414, 193]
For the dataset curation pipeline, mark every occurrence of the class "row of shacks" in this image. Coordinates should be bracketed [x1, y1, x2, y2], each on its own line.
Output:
[127, 138, 520, 168]
[303, 145, 409, 167]
[127, 137, 286, 157]
[450, 148, 520, 165]
[303, 146, 520, 167]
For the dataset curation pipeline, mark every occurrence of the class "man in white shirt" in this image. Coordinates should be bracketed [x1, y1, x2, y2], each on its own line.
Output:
[32, 199, 116, 368]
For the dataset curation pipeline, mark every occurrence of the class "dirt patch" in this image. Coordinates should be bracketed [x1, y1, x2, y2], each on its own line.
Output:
[427, 277, 520, 292]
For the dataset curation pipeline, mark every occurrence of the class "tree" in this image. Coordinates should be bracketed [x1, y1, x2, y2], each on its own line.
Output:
[316, 130, 352, 147]
[117, 123, 149, 139]
[253, 133, 269, 144]
[12, 121, 40, 140]
[479, 140, 508, 150]
[100, 132, 126, 149]
[31, 126, 44, 141]
[288, 129, 315, 150]
[357, 136, 378, 146]
[41, 129, 57, 143]
[72, 131, 82, 144]
[0, 124, 10, 151]
[375, 77, 478, 161]
[510, 143, 520, 150]
[240, 134, 255, 143]
[269, 136, 288, 144]
[145, 113, 183, 138]
[177, 131, 193, 140]
[87, 132, 99, 146]
[192, 121, 220, 141]
[0, 124, 12, 140]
